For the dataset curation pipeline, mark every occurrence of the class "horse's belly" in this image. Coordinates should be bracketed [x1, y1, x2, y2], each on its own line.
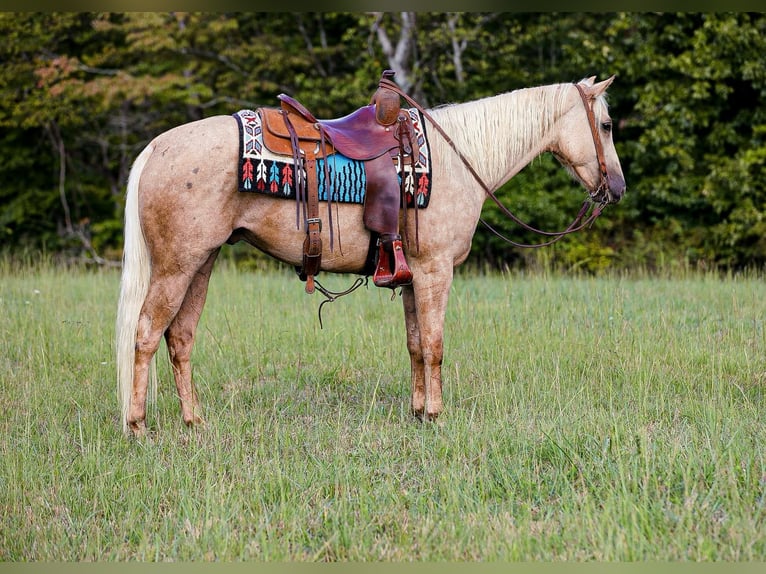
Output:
[231, 196, 372, 273]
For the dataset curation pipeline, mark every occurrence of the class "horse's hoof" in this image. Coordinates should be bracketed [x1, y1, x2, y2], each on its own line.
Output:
[128, 420, 147, 438]
[184, 414, 206, 428]
[412, 409, 440, 423]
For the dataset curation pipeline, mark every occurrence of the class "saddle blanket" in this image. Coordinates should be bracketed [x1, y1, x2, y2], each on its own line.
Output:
[233, 108, 432, 208]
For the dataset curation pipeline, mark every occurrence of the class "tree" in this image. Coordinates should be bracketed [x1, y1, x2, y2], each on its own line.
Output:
[604, 13, 766, 268]
[1, 12, 765, 272]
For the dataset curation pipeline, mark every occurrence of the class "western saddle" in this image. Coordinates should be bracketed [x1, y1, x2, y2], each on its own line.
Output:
[258, 70, 418, 293]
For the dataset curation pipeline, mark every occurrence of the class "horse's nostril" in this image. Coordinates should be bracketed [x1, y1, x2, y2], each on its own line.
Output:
[608, 175, 626, 202]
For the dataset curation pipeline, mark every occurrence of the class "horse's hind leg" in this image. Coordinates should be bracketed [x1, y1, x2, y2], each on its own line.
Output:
[129, 272, 197, 436]
[164, 248, 220, 428]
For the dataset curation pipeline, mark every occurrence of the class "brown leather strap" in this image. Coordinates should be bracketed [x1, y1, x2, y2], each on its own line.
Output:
[280, 110, 306, 230]
[302, 158, 322, 294]
[396, 113, 420, 251]
[282, 110, 324, 292]
[278, 93, 318, 123]
[316, 123, 336, 252]
[574, 83, 609, 194]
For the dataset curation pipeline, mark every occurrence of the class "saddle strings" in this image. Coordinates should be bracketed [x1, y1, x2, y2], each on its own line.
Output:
[316, 123, 337, 252]
[396, 114, 420, 252]
[280, 111, 307, 232]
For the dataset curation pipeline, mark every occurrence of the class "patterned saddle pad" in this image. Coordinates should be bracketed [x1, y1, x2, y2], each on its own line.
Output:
[233, 108, 432, 208]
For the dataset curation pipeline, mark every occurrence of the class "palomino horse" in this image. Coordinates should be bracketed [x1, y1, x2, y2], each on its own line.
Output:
[116, 76, 626, 436]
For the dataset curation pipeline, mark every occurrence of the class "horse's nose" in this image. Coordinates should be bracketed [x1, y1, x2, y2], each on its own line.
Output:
[609, 174, 626, 202]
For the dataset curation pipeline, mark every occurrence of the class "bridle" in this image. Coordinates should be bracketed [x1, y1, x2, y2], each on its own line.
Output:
[574, 82, 611, 205]
[379, 77, 611, 249]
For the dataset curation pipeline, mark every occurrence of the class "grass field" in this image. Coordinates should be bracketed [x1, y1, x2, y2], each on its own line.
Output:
[1, 261, 765, 560]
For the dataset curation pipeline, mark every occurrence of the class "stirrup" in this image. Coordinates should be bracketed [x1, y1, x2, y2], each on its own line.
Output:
[373, 236, 413, 288]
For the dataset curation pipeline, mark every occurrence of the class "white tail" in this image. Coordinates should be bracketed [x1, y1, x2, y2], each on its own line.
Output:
[116, 143, 156, 434]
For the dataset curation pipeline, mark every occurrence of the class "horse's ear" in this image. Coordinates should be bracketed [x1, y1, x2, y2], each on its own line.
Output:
[580, 76, 597, 86]
[591, 75, 615, 96]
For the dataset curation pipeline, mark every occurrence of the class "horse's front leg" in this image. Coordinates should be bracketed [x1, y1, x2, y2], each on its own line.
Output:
[402, 263, 454, 420]
[401, 284, 425, 416]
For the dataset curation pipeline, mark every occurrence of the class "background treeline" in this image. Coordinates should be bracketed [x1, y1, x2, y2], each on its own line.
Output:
[1, 12, 764, 272]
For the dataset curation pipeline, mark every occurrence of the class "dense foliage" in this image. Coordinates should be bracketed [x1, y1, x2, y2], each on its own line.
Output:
[1, 12, 764, 272]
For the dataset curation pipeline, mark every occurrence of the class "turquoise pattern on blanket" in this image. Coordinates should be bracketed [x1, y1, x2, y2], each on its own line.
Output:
[316, 154, 366, 203]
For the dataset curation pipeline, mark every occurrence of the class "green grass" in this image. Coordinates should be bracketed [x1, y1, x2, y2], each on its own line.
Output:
[1, 262, 765, 560]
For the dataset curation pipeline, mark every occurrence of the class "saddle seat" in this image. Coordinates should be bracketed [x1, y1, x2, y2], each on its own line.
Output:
[260, 94, 411, 162]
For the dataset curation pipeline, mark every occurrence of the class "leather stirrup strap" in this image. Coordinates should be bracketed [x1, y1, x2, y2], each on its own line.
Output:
[282, 109, 323, 293]
[302, 158, 322, 294]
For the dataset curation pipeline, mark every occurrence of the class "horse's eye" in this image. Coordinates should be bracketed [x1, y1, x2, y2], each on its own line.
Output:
[601, 121, 612, 133]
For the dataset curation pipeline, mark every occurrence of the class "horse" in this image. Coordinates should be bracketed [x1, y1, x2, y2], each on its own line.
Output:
[116, 75, 626, 436]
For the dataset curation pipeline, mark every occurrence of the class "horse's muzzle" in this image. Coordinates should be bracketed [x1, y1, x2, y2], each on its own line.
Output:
[607, 173, 627, 203]
[593, 173, 626, 205]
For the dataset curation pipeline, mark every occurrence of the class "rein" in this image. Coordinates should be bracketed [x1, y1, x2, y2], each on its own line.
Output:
[314, 276, 368, 328]
[379, 77, 608, 249]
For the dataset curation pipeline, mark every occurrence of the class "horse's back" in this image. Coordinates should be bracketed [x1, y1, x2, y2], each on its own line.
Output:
[148, 115, 239, 174]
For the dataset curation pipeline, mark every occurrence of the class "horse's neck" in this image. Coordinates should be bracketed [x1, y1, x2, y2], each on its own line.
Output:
[428, 84, 567, 192]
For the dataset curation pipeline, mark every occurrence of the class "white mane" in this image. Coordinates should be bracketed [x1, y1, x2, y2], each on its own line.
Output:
[426, 83, 606, 189]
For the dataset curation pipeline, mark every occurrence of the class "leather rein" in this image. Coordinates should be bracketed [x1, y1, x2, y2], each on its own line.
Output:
[379, 78, 610, 249]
